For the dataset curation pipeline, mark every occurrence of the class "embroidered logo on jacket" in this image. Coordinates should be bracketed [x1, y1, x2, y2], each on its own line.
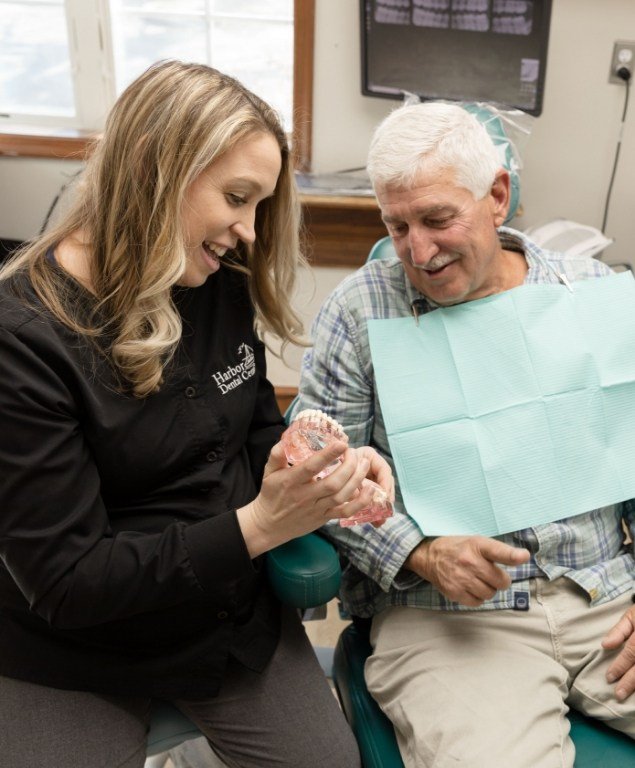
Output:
[211, 343, 256, 395]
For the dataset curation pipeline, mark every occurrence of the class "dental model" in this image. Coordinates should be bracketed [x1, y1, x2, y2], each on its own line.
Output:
[281, 409, 393, 527]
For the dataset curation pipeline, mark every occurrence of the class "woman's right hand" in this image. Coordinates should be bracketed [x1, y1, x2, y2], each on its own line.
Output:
[236, 439, 376, 558]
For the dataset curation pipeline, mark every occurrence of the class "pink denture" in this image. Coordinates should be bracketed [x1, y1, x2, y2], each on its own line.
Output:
[281, 410, 393, 526]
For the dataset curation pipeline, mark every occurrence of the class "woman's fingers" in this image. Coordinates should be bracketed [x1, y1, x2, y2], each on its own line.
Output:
[356, 446, 395, 501]
[298, 439, 348, 480]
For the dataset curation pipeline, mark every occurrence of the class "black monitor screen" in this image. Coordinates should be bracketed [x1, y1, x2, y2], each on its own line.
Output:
[360, 0, 552, 115]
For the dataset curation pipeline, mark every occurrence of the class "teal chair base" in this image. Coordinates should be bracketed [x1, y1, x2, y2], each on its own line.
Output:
[332, 621, 634, 768]
[147, 700, 203, 757]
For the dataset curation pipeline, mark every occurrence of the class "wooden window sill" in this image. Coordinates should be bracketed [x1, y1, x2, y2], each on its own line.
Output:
[0, 130, 99, 160]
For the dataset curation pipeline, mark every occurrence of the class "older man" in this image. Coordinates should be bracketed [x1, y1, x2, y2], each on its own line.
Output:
[294, 102, 635, 767]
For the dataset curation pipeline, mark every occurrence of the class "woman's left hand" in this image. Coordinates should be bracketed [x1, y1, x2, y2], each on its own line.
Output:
[350, 446, 394, 528]
[356, 446, 394, 502]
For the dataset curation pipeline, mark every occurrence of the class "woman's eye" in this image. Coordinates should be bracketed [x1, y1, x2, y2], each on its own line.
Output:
[227, 193, 246, 206]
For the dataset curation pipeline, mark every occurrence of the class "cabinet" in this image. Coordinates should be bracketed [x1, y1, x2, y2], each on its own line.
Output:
[300, 194, 387, 268]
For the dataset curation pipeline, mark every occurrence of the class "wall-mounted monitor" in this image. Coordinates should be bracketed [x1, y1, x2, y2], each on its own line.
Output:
[360, 0, 552, 116]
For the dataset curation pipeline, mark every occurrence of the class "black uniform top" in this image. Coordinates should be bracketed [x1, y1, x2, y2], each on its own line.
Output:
[0, 258, 285, 699]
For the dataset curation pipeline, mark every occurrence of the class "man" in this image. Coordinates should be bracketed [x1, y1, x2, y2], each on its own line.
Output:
[293, 102, 635, 767]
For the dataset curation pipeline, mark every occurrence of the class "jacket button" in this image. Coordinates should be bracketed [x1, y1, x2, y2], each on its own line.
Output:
[216, 611, 228, 619]
[206, 450, 218, 462]
[184, 386, 196, 398]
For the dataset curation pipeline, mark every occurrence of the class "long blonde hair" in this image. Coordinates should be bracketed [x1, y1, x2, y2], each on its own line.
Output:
[0, 60, 305, 397]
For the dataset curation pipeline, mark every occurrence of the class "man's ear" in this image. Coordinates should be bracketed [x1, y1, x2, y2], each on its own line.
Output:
[490, 169, 510, 227]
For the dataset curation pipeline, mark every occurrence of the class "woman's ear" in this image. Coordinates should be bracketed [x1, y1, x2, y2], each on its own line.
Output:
[490, 169, 510, 228]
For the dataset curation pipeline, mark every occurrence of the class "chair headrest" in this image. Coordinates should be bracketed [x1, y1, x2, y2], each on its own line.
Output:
[462, 103, 521, 223]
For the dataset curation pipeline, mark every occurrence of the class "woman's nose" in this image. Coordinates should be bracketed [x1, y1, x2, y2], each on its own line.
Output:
[231, 210, 256, 245]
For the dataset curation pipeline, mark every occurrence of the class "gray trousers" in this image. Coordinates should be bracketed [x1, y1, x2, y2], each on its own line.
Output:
[0, 606, 360, 768]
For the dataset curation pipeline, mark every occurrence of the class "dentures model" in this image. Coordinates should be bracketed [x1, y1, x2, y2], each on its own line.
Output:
[281, 409, 393, 527]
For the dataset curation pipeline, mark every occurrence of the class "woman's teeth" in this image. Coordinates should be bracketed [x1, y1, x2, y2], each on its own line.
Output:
[203, 242, 227, 260]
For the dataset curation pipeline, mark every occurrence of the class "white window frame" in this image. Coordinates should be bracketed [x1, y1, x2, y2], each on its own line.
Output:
[0, 0, 314, 171]
[1, 0, 295, 132]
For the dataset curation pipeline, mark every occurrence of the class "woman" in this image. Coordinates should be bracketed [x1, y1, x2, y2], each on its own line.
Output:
[0, 60, 389, 768]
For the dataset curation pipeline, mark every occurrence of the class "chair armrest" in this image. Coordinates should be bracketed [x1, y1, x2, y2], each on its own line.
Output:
[267, 533, 341, 610]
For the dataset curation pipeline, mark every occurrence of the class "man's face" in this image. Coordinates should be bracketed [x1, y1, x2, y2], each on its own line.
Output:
[376, 167, 510, 306]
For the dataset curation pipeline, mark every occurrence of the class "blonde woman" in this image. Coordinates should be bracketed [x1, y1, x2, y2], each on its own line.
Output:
[0, 61, 387, 768]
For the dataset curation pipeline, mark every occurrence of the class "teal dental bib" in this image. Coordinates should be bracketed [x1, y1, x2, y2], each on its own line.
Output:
[368, 271, 635, 536]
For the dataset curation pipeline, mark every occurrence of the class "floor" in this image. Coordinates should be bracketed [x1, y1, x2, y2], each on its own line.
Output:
[303, 598, 351, 649]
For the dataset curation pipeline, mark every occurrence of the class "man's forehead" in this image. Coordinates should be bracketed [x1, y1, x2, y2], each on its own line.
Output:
[377, 181, 466, 219]
[380, 201, 456, 224]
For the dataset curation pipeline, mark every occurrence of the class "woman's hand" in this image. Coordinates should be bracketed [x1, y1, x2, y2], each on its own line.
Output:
[356, 446, 394, 498]
[236, 439, 378, 557]
[355, 446, 394, 527]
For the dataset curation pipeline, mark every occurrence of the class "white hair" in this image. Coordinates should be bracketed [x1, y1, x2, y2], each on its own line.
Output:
[367, 102, 501, 200]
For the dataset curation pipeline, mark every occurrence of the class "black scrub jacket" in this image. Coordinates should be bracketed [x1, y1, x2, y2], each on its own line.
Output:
[0, 260, 285, 699]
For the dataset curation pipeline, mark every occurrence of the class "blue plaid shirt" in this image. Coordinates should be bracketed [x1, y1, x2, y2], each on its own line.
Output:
[294, 228, 635, 616]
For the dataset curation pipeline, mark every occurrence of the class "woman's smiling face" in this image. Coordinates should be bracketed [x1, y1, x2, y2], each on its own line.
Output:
[179, 131, 282, 287]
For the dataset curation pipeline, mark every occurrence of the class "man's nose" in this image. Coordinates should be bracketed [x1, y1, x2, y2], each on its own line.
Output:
[231, 210, 256, 245]
[408, 227, 439, 267]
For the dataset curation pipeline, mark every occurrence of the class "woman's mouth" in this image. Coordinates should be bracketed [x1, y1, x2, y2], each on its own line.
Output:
[202, 241, 227, 270]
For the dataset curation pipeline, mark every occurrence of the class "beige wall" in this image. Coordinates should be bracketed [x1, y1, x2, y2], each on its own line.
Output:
[310, 0, 635, 259]
[2, 0, 634, 387]
[268, 0, 635, 388]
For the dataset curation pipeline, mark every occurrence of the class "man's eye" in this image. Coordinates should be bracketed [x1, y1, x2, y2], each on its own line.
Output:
[227, 193, 246, 206]
[427, 218, 451, 228]
[388, 223, 407, 235]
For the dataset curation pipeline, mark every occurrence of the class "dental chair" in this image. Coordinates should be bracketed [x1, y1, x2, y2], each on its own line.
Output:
[322, 232, 635, 767]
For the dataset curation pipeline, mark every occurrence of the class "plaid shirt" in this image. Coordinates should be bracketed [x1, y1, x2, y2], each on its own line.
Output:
[294, 227, 635, 617]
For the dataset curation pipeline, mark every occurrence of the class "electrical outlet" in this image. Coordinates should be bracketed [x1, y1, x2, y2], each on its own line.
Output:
[609, 41, 635, 84]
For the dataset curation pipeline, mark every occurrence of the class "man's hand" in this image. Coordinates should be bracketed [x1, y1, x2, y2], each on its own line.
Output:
[404, 535, 530, 607]
[602, 605, 635, 701]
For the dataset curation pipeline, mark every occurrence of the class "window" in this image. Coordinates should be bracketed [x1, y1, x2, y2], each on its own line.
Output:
[0, 0, 314, 168]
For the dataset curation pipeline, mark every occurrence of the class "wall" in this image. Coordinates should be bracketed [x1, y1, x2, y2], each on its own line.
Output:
[1, 0, 634, 387]
[268, 0, 635, 388]
[311, 0, 635, 253]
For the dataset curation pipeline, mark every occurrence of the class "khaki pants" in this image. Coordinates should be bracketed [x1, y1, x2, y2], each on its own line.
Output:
[366, 578, 635, 768]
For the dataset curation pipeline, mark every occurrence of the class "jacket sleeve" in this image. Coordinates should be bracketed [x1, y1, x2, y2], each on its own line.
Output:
[0, 325, 256, 630]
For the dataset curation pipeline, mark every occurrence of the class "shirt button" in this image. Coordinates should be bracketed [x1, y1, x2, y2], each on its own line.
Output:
[206, 450, 218, 462]
[216, 611, 228, 620]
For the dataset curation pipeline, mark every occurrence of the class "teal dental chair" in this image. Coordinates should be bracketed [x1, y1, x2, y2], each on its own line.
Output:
[324, 228, 635, 766]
